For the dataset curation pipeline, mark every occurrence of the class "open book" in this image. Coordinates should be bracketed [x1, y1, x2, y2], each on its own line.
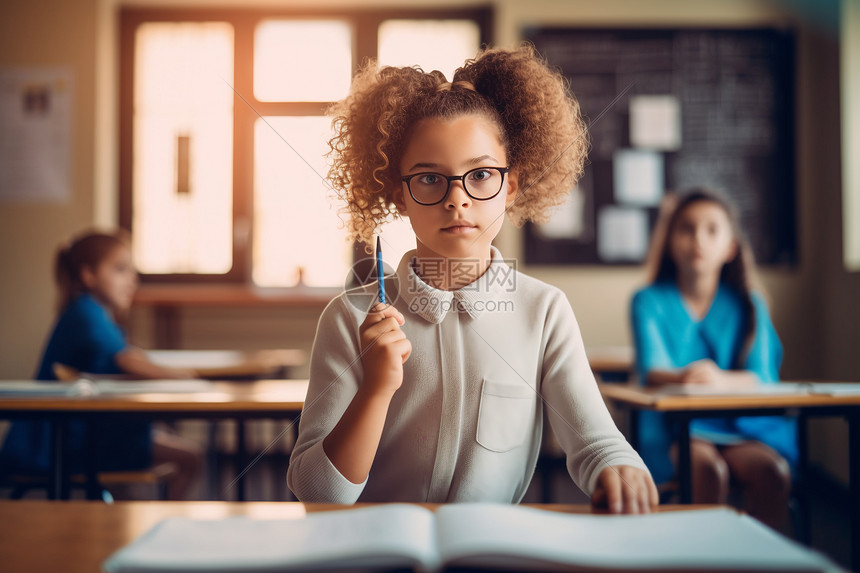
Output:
[102, 504, 835, 573]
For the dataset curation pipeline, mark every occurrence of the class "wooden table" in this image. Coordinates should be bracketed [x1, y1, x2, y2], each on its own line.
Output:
[598, 382, 860, 570]
[585, 345, 633, 381]
[0, 500, 723, 573]
[146, 349, 306, 379]
[0, 380, 309, 501]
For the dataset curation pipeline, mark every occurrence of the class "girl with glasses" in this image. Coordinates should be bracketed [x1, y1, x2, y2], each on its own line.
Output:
[288, 45, 657, 512]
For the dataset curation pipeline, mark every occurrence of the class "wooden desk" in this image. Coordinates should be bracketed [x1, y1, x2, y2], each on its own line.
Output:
[0, 500, 721, 573]
[146, 349, 306, 379]
[0, 380, 309, 501]
[598, 382, 860, 570]
[585, 345, 633, 381]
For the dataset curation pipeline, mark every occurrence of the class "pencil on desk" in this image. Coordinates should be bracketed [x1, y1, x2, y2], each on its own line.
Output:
[376, 235, 386, 305]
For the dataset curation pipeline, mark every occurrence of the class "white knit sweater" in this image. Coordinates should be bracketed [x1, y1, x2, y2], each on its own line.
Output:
[287, 247, 648, 503]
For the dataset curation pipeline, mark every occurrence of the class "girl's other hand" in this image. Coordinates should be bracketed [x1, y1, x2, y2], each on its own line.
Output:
[591, 465, 659, 514]
[679, 359, 724, 386]
[359, 303, 412, 397]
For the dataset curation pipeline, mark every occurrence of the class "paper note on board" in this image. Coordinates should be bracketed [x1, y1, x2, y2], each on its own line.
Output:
[597, 206, 649, 262]
[534, 187, 586, 240]
[613, 149, 664, 207]
[630, 95, 682, 151]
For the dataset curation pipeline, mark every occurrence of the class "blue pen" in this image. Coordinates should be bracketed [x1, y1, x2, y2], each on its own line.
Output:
[376, 235, 386, 304]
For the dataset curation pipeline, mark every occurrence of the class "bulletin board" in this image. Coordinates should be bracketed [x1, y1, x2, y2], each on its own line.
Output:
[523, 28, 797, 266]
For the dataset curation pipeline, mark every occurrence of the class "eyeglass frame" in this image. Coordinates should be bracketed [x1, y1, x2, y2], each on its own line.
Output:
[400, 166, 511, 206]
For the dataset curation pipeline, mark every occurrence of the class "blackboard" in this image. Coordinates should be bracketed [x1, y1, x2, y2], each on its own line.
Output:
[523, 28, 796, 266]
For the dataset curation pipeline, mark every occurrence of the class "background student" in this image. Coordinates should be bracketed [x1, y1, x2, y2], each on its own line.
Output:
[630, 189, 797, 529]
[288, 45, 657, 512]
[0, 230, 202, 500]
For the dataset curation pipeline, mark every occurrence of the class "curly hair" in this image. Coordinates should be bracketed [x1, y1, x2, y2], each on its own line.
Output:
[327, 43, 589, 246]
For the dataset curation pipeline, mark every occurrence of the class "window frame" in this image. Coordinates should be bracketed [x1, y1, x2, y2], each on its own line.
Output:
[119, 7, 493, 284]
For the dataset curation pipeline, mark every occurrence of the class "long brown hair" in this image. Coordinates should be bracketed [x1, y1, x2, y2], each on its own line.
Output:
[55, 229, 131, 313]
[647, 189, 760, 366]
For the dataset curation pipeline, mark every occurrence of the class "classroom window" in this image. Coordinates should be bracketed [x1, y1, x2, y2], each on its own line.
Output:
[120, 9, 491, 286]
[131, 22, 234, 275]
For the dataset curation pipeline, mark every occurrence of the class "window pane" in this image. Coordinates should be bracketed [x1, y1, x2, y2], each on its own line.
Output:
[133, 22, 234, 274]
[253, 116, 352, 287]
[255, 20, 352, 102]
[378, 20, 480, 80]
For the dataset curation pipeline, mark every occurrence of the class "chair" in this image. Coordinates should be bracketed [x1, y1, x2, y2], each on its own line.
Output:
[1, 363, 182, 501]
[3, 462, 178, 501]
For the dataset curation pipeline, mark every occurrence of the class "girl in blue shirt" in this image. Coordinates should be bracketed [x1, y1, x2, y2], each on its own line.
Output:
[630, 189, 796, 530]
[1, 230, 202, 499]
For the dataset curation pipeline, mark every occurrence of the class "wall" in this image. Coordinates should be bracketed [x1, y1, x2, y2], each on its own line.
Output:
[0, 0, 99, 378]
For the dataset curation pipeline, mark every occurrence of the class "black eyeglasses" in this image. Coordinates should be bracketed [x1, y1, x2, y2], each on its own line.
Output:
[401, 167, 510, 206]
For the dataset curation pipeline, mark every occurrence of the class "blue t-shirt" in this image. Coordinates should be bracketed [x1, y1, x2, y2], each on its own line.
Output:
[35, 293, 127, 380]
[630, 281, 797, 484]
[1, 294, 152, 473]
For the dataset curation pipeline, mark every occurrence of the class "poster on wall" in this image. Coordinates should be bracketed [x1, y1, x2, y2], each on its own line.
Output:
[0, 67, 73, 203]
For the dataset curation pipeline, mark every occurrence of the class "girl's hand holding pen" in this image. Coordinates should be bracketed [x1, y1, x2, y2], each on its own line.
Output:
[359, 303, 412, 397]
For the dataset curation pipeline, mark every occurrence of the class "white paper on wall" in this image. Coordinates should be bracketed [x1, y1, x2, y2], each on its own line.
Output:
[534, 187, 586, 240]
[629, 94, 682, 151]
[0, 67, 73, 203]
[597, 206, 649, 262]
[613, 149, 664, 207]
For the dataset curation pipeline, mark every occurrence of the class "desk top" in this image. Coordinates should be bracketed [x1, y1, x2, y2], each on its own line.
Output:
[599, 382, 860, 411]
[0, 500, 719, 573]
[585, 345, 633, 374]
[0, 379, 309, 414]
[146, 349, 306, 379]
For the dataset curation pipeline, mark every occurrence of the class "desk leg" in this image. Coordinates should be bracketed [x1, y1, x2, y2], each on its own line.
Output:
[677, 417, 692, 504]
[850, 412, 859, 572]
[795, 411, 811, 545]
[49, 419, 69, 501]
[236, 419, 247, 502]
[84, 420, 101, 501]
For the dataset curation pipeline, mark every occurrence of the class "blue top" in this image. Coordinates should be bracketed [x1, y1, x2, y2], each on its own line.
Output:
[1, 294, 152, 474]
[630, 281, 797, 484]
[35, 293, 127, 379]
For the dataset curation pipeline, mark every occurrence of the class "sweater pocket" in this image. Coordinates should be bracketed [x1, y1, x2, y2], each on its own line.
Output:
[476, 379, 537, 453]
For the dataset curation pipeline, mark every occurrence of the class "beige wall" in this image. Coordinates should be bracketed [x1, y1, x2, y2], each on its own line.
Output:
[0, 0, 99, 378]
[0, 0, 854, 477]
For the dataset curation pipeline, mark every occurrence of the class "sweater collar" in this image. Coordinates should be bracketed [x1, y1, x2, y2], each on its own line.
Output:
[396, 246, 514, 324]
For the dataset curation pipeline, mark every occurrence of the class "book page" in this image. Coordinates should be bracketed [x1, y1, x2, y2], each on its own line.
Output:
[103, 505, 440, 573]
[435, 505, 832, 572]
